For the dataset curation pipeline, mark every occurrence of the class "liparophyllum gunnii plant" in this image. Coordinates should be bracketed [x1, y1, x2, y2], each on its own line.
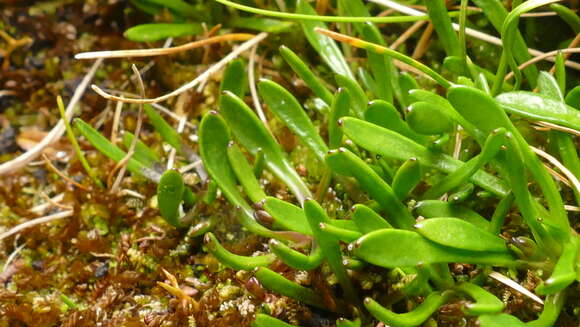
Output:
[74, 0, 579, 325]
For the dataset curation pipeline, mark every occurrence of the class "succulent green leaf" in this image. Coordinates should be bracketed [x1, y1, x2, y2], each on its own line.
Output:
[414, 218, 509, 253]
[255, 267, 327, 310]
[351, 204, 392, 233]
[478, 313, 526, 327]
[364, 100, 427, 144]
[295, 0, 353, 79]
[124, 23, 202, 42]
[407, 102, 455, 135]
[414, 201, 490, 230]
[252, 314, 298, 327]
[219, 58, 247, 98]
[455, 282, 504, 315]
[279, 46, 334, 105]
[157, 170, 185, 227]
[326, 148, 415, 229]
[204, 233, 275, 270]
[219, 91, 311, 203]
[536, 237, 579, 295]
[122, 131, 161, 169]
[351, 229, 515, 267]
[262, 197, 311, 235]
[227, 142, 267, 203]
[392, 158, 421, 200]
[269, 239, 324, 270]
[364, 291, 455, 327]
[230, 17, 294, 33]
[335, 74, 367, 118]
[340, 117, 509, 197]
[258, 79, 328, 162]
[74, 118, 161, 182]
[329, 88, 350, 148]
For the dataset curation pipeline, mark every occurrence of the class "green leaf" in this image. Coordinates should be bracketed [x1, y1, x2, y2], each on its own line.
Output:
[536, 237, 579, 295]
[262, 196, 311, 235]
[255, 267, 327, 310]
[326, 148, 415, 229]
[279, 46, 334, 105]
[455, 282, 504, 315]
[335, 74, 367, 118]
[537, 71, 564, 101]
[565, 85, 580, 109]
[219, 91, 311, 203]
[478, 314, 526, 327]
[364, 100, 427, 144]
[296, 0, 353, 79]
[269, 239, 323, 270]
[198, 112, 279, 238]
[304, 200, 358, 302]
[220, 58, 247, 98]
[74, 118, 161, 182]
[328, 88, 350, 148]
[415, 218, 509, 252]
[258, 79, 328, 162]
[407, 102, 455, 135]
[252, 314, 298, 327]
[496, 91, 580, 130]
[364, 291, 455, 327]
[122, 131, 161, 169]
[124, 23, 203, 42]
[230, 17, 294, 33]
[157, 170, 185, 228]
[351, 229, 515, 267]
[204, 232, 275, 270]
[424, 0, 461, 56]
[227, 142, 267, 204]
[361, 23, 394, 103]
[392, 158, 421, 200]
[351, 204, 392, 233]
[414, 200, 490, 230]
[340, 117, 509, 197]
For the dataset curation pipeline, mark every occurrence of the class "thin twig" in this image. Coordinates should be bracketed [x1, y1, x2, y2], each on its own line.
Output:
[506, 48, 580, 81]
[75, 33, 255, 59]
[489, 271, 544, 305]
[178, 160, 203, 174]
[412, 23, 433, 60]
[0, 210, 74, 241]
[533, 121, 580, 136]
[111, 64, 146, 193]
[110, 101, 124, 144]
[30, 193, 65, 215]
[0, 59, 103, 175]
[42, 154, 89, 190]
[248, 44, 268, 125]
[2, 243, 25, 273]
[389, 20, 427, 50]
[90, 33, 268, 104]
[531, 146, 580, 193]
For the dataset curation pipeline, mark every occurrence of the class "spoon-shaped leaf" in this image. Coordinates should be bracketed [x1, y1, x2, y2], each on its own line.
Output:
[537, 71, 564, 101]
[423, 128, 507, 199]
[415, 200, 490, 229]
[220, 91, 311, 203]
[392, 158, 421, 200]
[304, 200, 358, 303]
[407, 102, 455, 135]
[496, 91, 580, 130]
[262, 196, 311, 235]
[351, 204, 392, 233]
[258, 79, 328, 161]
[296, 0, 353, 79]
[364, 100, 428, 144]
[74, 118, 161, 182]
[269, 239, 323, 270]
[351, 229, 515, 267]
[415, 218, 508, 252]
[564, 85, 580, 109]
[204, 232, 276, 270]
[335, 74, 367, 118]
[364, 291, 455, 327]
[219, 58, 247, 98]
[124, 23, 203, 42]
[199, 112, 280, 239]
[455, 282, 504, 315]
[279, 46, 333, 105]
[227, 142, 267, 203]
[157, 170, 185, 228]
[340, 117, 509, 197]
[478, 313, 526, 327]
[255, 267, 327, 310]
[326, 148, 415, 229]
[329, 88, 350, 148]
[319, 223, 362, 243]
[536, 237, 579, 295]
